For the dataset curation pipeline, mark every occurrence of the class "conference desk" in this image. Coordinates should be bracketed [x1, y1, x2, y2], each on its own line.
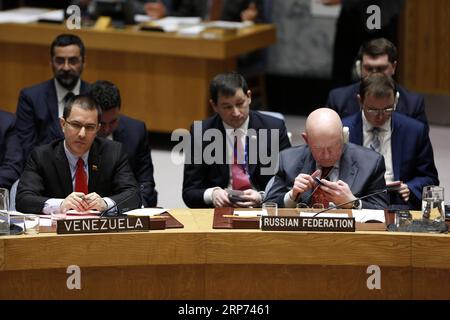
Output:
[0, 22, 276, 133]
[1, 209, 450, 300]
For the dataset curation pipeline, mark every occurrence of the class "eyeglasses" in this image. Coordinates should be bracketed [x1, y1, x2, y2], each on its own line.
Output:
[364, 107, 395, 115]
[53, 56, 82, 66]
[65, 120, 98, 132]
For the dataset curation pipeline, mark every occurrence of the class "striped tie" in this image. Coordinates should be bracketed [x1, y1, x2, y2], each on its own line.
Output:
[370, 127, 381, 153]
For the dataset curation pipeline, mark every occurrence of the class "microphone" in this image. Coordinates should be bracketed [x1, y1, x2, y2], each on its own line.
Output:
[99, 191, 141, 217]
[312, 184, 401, 217]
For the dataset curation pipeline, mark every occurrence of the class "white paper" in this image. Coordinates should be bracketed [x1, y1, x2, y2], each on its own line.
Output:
[352, 209, 385, 223]
[122, 208, 168, 216]
[233, 210, 266, 217]
[299, 212, 349, 218]
[177, 25, 205, 35]
[38, 9, 64, 21]
[66, 210, 100, 215]
[0, 7, 48, 24]
[203, 20, 252, 29]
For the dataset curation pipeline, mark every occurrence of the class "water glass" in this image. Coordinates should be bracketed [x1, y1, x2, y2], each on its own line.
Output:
[422, 186, 445, 222]
[24, 214, 40, 235]
[0, 188, 10, 235]
[262, 202, 278, 216]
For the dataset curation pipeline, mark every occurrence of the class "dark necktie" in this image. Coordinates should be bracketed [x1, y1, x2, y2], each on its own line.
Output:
[75, 158, 88, 194]
[311, 166, 333, 208]
[370, 127, 381, 153]
[231, 133, 251, 191]
[63, 92, 74, 105]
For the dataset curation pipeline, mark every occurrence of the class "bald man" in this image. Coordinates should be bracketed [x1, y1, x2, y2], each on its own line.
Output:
[265, 108, 388, 209]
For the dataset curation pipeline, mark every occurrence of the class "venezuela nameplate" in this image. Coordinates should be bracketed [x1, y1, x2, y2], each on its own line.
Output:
[57, 216, 150, 234]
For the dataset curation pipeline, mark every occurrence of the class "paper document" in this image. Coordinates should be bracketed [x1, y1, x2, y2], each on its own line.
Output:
[123, 208, 168, 216]
[352, 209, 385, 223]
[299, 212, 349, 218]
[233, 210, 266, 217]
[0, 7, 48, 23]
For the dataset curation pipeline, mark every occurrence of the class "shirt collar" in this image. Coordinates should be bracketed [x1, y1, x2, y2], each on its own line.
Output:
[362, 111, 391, 133]
[222, 116, 249, 136]
[55, 78, 81, 104]
[63, 140, 89, 169]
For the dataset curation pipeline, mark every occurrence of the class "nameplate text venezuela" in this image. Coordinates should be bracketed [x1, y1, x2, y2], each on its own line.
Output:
[57, 216, 149, 234]
[260, 216, 355, 232]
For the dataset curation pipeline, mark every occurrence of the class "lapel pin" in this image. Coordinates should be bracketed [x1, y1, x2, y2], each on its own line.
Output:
[92, 165, 98, 171]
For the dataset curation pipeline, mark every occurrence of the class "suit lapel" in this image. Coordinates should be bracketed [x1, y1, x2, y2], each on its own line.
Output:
[352, 113, 364, 145]
[88, 139, 101, 193]
[338, 144, 358, 190]
[54, 141, 73, 195]
[391, 115, 401, 181]
[214, 118, 229, 183]
[247, 112, 259, 178]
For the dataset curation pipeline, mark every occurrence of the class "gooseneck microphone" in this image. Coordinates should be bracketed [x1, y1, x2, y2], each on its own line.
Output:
[312, 185, 401, 217]
[99, 191, 141, 217]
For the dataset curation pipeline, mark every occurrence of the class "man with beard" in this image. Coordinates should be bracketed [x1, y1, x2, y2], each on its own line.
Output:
[15, 34, 90, 160]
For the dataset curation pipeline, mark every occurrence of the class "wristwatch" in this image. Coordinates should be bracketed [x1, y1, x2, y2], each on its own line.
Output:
[258, 191, 266, 202]
[352, 199, 362, 210]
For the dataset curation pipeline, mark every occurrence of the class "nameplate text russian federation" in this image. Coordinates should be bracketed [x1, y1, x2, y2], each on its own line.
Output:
[260, 216, 355, 232]
[57, 216, 150, 234]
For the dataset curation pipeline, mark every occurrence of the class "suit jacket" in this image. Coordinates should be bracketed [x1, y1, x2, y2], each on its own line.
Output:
[15, 79, 90, 160]
[173, 0, 264, 22]
[16, 137, 141, 214]
[182, 110, 291, 208]
[327, 82, 428, 127]
[265, 143, 388, 209]
[0, 110, 23, 190]
[342, 112, 439, 209]
[113, 115, 157, 207]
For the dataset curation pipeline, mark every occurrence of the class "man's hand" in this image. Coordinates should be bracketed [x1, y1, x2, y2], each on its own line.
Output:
[83, 192, 107, 212]
[212, 188, 234, 208]
[234, 189, 262, 208]
[241, 2, 258, 22]
[398, 183, 410, 202]
[319, 179, 356, 207]
[290, 169, 321, 201]
[144, 1, 167, 19]
[60, 192, 89, 212]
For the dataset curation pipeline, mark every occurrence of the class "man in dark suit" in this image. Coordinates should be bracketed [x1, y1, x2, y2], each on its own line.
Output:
[15, 34, 90, 160]
[0, 110, 23, 190]
[16, 95, 141, 215]
[327, 38, 428, 127]
[342, 73, 439, 209]
[265, 108, 388, 209]
[89, 80, 158, 207]
[182, 72, 291, 208]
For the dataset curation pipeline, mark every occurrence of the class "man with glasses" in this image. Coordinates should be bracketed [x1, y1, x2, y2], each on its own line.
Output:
[265, 108, 387, 209]
[327, 38, 428, 128]
[89, 80, 158, 207]
[342, 73, 438, 209]
[15, 34, 90, 160]
[16, 95, 141, 215]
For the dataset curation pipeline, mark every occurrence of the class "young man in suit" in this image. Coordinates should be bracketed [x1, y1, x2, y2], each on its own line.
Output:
[327, 38, 428, 127]
[0, 110, 23, 190]
[342, 73, 439, 209]
[16, 95, 141, 215]
[182, 72, 291, 208]
[89, 80, 158, 207]
[15, 33, 90, 160]
[265, 108, 388, 209]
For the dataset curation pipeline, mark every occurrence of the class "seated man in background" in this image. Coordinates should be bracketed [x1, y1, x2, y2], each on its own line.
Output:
[182, 72, 291, 208]
[0, 110, 23, 190]
[15, 33, 90, 160]
[16, 95, 141, 215]
[265, 108, 388, 209]
[89, 80, 158, 207]
[327, 38, 428, 127]
[342, 73, 439, 209]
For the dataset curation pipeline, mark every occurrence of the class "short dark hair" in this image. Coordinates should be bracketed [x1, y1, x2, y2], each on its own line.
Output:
[89, 80, 122, 111]
[50, 34, 85, 61]
[359, 73, 396, 101]
[63, 94, 102, 123]
[357, 38, 398, 64]
[209, 72, 249, 104]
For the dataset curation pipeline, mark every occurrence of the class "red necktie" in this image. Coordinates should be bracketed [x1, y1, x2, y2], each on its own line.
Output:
[75, 158, 88, 194]
[311, 167, 333, 208]
[231, 135, 251, 191]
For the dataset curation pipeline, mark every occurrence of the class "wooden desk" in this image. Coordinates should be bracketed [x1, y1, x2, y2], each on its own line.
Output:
[1, 209, 450, 299]
[0, 23, 276, 132]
